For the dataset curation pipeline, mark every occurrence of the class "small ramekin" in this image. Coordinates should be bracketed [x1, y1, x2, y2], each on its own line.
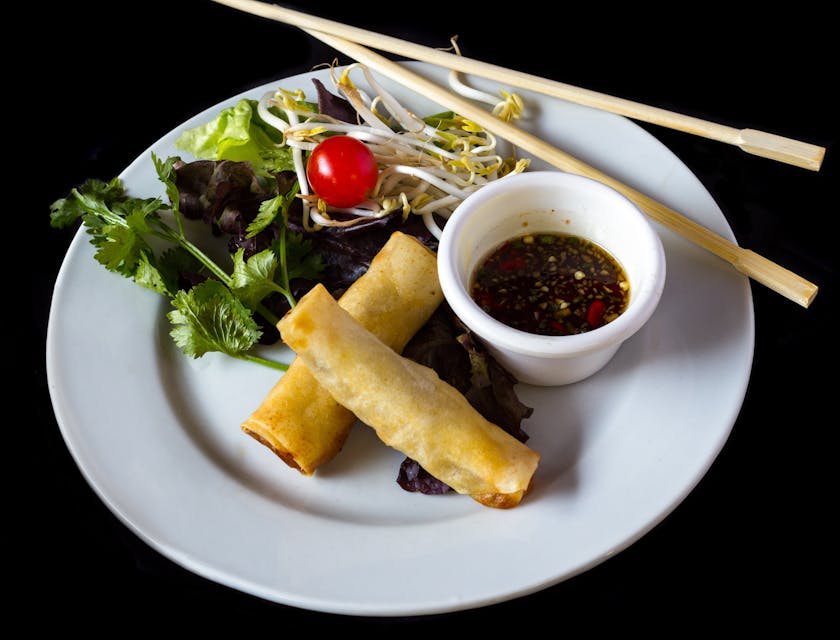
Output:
[437, 170, 666, 386]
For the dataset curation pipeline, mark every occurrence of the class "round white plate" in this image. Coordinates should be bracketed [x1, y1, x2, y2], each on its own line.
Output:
[47, 62, 753, 616]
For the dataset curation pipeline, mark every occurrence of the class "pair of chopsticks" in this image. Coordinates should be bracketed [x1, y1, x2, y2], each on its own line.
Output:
[210, 0, 820, 308]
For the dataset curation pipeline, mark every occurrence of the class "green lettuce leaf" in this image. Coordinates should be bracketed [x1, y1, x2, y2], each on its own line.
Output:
[174, 99, 294, 175]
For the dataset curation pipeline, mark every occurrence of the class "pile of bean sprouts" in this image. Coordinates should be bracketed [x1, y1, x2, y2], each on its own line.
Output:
[256, 62, 528, 239]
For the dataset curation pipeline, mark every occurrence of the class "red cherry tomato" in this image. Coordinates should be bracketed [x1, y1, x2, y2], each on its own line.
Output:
[306, 135, 378, 208]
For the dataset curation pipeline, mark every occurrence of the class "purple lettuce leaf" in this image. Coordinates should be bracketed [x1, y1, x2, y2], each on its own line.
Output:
[396, 305, 533, 494]
[312, 78, 357, 124]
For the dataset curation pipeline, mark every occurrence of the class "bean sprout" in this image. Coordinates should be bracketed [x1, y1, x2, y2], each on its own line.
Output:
[446, 37, 526, 123]
[259, 62, 529, 238]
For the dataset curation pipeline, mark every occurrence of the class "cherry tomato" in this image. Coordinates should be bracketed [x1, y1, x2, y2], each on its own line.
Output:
[306, 135, 378, 208]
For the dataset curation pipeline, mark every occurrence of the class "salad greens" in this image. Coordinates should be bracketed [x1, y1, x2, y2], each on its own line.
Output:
[50, 153, 323, 371]
[174, 98, 295, 176]
[49, 68, 516, 372]
[50, 66, 534, 495]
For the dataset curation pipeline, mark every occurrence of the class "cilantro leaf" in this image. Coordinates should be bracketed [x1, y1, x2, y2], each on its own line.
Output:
[168, 279, 262, 359]
[90, 223, 150, 276]
[86, 197, 161, 277]
[50, 177, 125, 228]
[51, 161, 290, 371]
[153, 153, 182, 216]
[230, 247, 285, 309]
[282, 232, 325, 281]
[51, 177, 168, 281]
[246, 193, 284, 239]
[136, 247, 204, 297]
[133, 253, 173, 296]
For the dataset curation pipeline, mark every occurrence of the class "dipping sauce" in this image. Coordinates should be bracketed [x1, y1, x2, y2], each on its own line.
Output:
[470, 232, 630, 336]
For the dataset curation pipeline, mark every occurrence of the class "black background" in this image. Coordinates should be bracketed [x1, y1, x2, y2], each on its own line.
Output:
[25, 1, 836, 632]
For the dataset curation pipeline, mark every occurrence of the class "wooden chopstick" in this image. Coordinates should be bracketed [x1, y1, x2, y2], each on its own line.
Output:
[211, 0, 826, 172]
[209, 2, 819, 307]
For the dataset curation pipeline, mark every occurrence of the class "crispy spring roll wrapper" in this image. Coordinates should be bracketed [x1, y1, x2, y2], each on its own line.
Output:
[278, 283, 541, 508]
[241, 231, 444, 474]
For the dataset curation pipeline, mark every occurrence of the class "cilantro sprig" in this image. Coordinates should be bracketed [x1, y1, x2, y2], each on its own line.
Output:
[50, 154, 323, 370]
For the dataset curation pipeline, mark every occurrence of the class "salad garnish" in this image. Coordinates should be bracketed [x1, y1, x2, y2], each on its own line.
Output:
[50, 156, 321, 371]
[51, 63, 526, 370]
[251, 62, 528, 235]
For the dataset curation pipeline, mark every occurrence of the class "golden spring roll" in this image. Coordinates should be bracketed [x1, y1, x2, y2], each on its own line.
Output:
[241, 231, 444, 474]
[278, 283, 541, 508]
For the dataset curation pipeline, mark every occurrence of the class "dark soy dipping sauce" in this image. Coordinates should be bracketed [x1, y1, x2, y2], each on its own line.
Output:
[470, 232, 630, 336]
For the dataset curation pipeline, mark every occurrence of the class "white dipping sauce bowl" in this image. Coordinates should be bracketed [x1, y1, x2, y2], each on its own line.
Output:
[437, 171, 666, 386]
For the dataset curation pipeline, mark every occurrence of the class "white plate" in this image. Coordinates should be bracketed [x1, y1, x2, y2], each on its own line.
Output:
[47, 62, 753, 616]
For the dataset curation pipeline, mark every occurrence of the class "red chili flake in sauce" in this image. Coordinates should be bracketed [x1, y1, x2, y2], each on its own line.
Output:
[470, 232, 630, 336]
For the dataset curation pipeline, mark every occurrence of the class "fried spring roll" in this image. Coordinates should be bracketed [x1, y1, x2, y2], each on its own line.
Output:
[241, 231, 444, 474]
[278, 283, 541, 508]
